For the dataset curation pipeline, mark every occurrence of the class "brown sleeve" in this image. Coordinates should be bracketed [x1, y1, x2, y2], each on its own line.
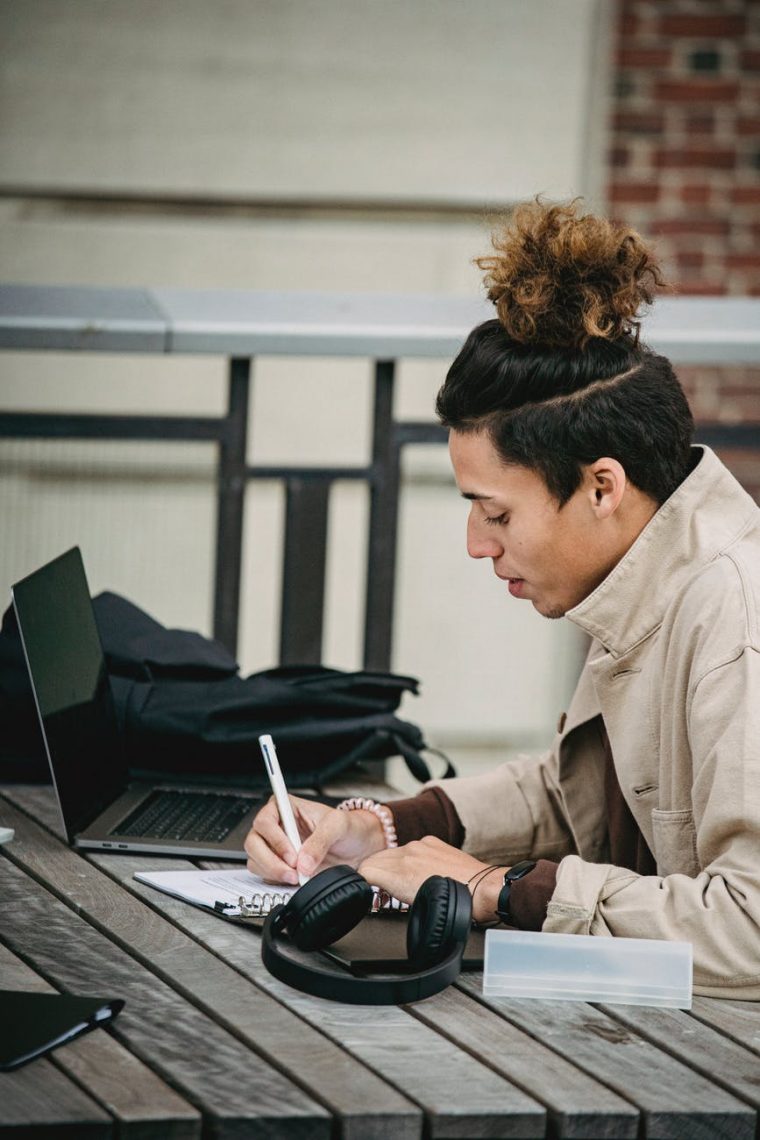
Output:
[388, 794, 557, 929]
[386, 786, 465, 847]
[506, 859, 558, 931]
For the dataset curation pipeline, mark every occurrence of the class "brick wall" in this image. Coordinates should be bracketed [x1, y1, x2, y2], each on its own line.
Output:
[608, 0, 760, 500]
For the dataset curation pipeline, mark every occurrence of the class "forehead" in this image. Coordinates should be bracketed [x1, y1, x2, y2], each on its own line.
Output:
[448, 430, 547, 501]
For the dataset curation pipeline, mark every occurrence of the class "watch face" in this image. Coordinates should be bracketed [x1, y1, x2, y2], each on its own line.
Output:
[507, 860, 536, 881]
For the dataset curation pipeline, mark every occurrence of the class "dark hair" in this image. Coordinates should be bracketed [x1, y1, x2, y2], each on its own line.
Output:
[436, 201, 695, 505]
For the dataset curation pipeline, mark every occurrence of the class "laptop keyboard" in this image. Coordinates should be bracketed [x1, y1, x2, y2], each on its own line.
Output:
[112, 789, 254, 843]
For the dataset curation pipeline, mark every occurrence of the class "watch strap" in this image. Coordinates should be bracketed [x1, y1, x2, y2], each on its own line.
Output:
[496, 859, 537, 926]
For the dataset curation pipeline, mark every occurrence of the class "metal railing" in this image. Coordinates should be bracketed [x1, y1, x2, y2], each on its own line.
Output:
[2, 284, 759, 665]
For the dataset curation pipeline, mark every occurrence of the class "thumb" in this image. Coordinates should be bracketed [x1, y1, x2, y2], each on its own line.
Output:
[296, 811, 344, 878]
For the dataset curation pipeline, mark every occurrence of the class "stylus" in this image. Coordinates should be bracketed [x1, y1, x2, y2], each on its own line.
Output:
[258, 734, 308, 886]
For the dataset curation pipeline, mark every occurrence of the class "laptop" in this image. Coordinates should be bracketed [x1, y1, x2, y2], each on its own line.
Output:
[11, 547, 263, 859]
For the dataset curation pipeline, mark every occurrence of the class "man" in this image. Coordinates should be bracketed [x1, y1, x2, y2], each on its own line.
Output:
[247, 201, 760, 997]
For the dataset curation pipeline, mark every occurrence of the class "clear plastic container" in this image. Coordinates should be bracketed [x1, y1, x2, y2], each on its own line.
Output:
[483, 929, 692, 1008]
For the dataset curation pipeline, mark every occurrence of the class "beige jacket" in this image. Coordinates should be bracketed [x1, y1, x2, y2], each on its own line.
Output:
[432, 446, 760, 997]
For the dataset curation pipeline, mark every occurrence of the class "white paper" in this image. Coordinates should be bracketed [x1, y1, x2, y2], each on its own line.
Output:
[134, 867, 298, 915]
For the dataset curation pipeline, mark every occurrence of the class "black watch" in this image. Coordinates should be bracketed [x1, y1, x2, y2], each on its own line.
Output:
[496, 860, 537, 926]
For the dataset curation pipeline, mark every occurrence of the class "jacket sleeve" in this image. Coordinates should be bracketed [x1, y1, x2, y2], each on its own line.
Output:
[425, 747, 578, 865]
[388, 786, 464, 846]
[424, 643, 605, 865]
[545, 645, 760, 999]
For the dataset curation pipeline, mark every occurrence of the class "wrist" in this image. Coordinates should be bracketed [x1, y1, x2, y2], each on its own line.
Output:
[337, 797, 397, 856]
[470, 866, 506, 924]
[352, 808, 389, 856]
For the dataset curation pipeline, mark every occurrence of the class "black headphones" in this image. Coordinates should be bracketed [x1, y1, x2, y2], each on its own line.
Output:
[261, 864, 472, 1004]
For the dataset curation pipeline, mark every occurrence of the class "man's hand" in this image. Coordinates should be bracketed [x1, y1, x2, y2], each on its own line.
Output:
[244, 795, 386, 884]
[359, 836, 507, 923]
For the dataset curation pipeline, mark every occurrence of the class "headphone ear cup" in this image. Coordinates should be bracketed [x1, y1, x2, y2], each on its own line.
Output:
[279, 864, 374, 951]
[406, 876, 472, 970]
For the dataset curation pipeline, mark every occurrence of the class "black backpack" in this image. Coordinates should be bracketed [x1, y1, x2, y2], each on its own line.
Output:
[0, 592, 453, 789]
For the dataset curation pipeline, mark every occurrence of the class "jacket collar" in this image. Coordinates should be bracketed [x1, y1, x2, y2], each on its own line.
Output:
[566, 446, 757, 658]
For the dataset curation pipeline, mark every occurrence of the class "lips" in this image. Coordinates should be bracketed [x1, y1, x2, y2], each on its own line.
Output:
[495, 571, 526, 597]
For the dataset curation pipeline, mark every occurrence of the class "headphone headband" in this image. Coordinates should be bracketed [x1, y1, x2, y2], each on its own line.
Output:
[261, 868, 473, 1004]
[262, 903, 468, 1004]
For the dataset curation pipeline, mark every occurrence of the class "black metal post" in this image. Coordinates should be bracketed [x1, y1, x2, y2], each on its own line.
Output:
[363, 359, 399, 672]
[279, 477, 331, 665]
[212, 357, 250, 658]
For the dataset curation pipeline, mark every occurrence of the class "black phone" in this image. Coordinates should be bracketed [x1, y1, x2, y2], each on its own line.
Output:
[0, 990, 124, 1071]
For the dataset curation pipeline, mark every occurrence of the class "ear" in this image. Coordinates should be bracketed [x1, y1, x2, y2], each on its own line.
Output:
[584, 458, 627, 520]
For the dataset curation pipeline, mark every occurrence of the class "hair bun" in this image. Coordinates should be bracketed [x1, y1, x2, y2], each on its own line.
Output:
[477, 199, 666, 349]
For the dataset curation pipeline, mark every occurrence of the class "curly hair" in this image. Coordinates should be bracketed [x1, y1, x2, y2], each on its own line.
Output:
[436, 199, 694, 505]
[477, 199, 666, 349]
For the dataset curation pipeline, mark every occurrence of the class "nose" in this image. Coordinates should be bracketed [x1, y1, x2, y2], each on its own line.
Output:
[467, 510, 503, 561]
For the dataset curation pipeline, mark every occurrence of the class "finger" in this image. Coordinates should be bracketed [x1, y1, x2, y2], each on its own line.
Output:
[251, 793, 283, 835]
[296, 810, 348, 879]
[245, 853, 298, 886]
[292, 798, 324, 839]
[357, 852, 415, 903]
[244, 830, 299, 885]
[253, 795, 301, 866]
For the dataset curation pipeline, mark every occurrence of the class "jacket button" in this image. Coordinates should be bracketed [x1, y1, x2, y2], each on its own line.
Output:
[557, 712, 567, 733]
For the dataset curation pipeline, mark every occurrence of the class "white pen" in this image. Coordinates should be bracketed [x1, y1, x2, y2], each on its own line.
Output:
[258, 734, 308, 886]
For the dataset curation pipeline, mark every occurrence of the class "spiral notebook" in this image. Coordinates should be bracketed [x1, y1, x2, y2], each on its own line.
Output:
[134, 867, 409, 921]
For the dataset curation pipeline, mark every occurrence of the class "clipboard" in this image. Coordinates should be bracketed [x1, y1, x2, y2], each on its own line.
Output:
[134, 867, 410, 925]
[0, 990, 124, 1071]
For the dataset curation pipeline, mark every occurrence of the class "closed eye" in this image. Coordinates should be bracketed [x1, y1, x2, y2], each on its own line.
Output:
[484, 513, 509, 526]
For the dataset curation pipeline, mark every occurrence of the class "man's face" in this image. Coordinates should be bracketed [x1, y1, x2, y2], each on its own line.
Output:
[449, 429, 622, 619]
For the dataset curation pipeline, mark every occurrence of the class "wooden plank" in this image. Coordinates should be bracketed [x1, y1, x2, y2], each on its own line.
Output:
[0, 937, 114, 1138]
[1, 784, 63, 833]
[0, 942, 200, 1140]
[0, 794, 420, 1140]
[4, 786, 549, 1140]
[0, 853, 330, 1139]
[458, 976, 755, 1140]
[598, 1002, 760, 1117]
[100, 852, 546, 1140]
[0, 1054, 113, 1138]
[689, 996, 760, 1056]
[410, 987, 638, 1139]
[233, 984, 544, 1140]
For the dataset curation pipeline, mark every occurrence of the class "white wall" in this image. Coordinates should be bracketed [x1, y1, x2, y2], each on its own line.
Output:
[0, 0, 608, 765]
[1, 0, 607, 205]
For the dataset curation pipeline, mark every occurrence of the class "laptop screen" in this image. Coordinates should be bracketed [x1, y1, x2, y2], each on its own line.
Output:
[12, 547, 127, 841]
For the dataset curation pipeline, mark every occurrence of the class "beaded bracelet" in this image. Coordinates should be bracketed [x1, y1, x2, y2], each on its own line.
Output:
[337, 797, 399, 849]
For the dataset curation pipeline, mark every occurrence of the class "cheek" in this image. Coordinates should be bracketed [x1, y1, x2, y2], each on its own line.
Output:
[527, 525, 581, 581]
[514, 521, 552, 561]
[550, 528, 603, 596]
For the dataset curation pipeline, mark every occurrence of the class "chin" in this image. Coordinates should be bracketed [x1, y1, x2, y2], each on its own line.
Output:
[532, 599, 567, 620]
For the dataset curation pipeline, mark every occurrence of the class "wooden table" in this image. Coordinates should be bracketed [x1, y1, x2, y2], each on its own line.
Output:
[2, 783, 760, 1139]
